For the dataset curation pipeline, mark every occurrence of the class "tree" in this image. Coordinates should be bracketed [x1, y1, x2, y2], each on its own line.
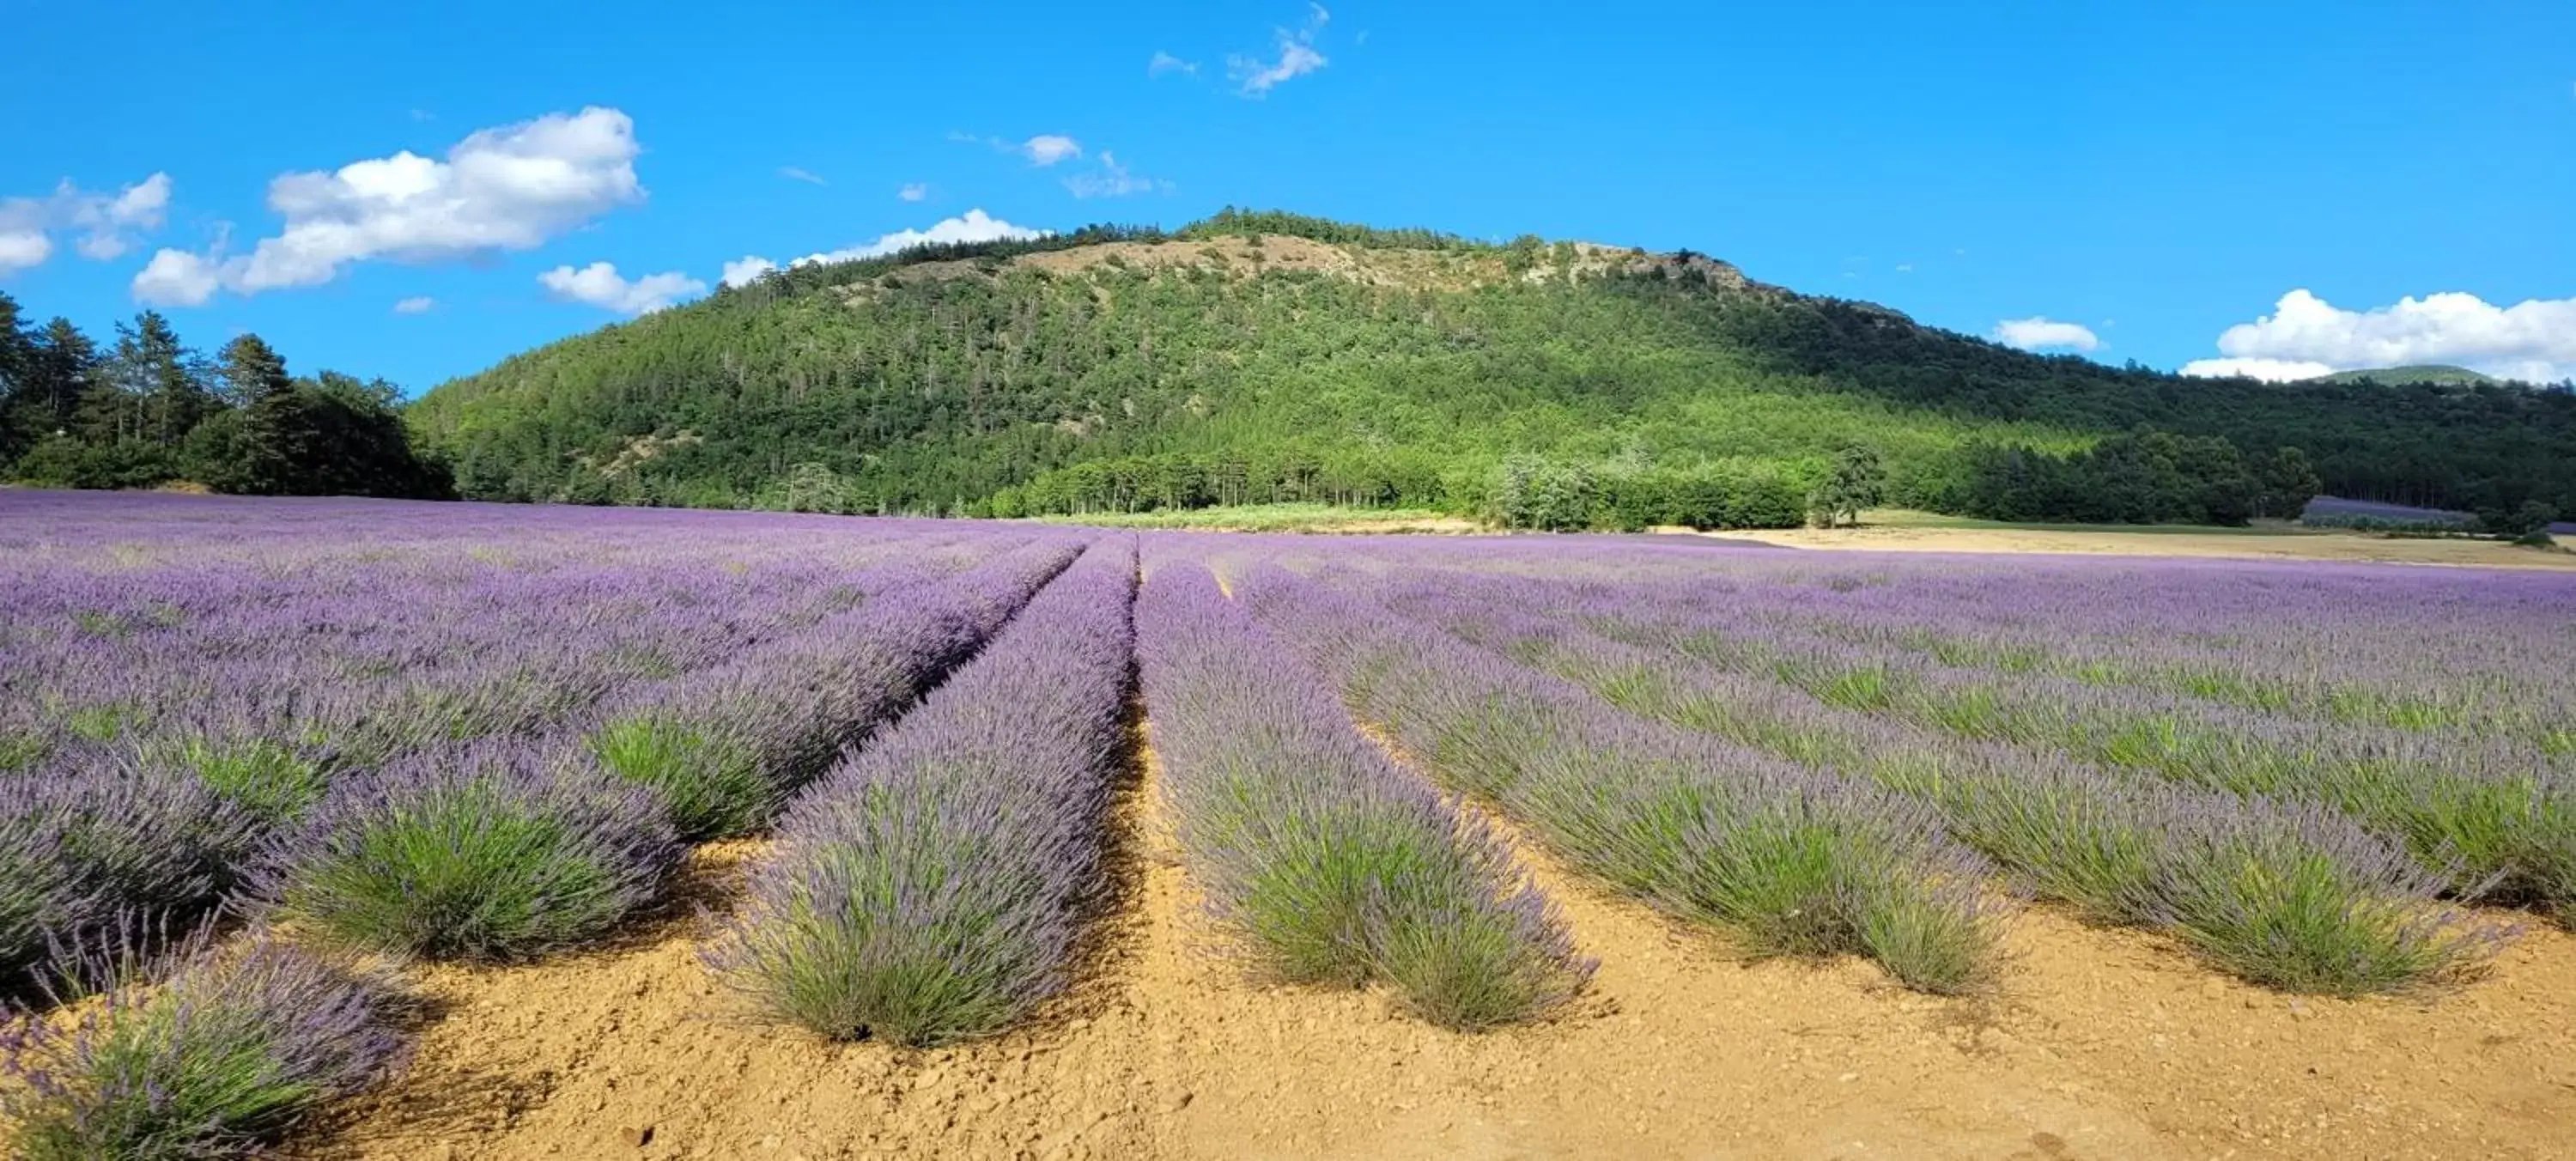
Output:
[0, 292, 32, 464]
[2254, 447, 2323, 520]
[2478, 501, 2560, 544]
[1810, 443, 1886, 528]
[125, 312, 214, 448]
[21, 318, 100, 439]
[224, 334, 308, 495]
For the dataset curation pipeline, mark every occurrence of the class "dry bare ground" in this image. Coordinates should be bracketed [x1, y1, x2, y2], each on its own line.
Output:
[1718, 523, 2576, 570]
[290, 718, 2576, 1160]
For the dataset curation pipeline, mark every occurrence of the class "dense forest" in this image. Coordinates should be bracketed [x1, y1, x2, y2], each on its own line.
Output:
[404, 210, 2574, 527]
[0, 295, 451, 499]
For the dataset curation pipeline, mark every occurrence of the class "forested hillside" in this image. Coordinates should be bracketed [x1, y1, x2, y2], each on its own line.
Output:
[407, 210, 2576, 524]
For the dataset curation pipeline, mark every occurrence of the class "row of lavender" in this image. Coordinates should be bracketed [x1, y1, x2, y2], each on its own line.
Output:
[1299, 565, 2505, 992]
[710, 539, 1139, 1044]
[1252, 535, 2576, 751]
[1232, 564, 2016, 994]
[1139, 562, 1592, 1027]
[3, 501, 1066, 984]
[1366, 562, 2576, 925]
[2, 494, 1088, 1157]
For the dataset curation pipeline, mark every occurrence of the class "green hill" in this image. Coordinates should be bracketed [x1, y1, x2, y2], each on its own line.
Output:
[2310, 365, 2498, 386]
[408, 210, 2576, 520]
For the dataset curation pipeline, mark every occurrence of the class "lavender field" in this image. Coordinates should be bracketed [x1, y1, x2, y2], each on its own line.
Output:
[3, 489, 2573, 1158]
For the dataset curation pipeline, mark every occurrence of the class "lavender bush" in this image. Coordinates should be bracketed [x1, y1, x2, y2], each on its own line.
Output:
[0, 933, 408, 1160]
[0, 757, 256, 999]
[1138, 564, 1590, 1030]
[709, 538, 1137, 1045]
[249, 741, 683, 960]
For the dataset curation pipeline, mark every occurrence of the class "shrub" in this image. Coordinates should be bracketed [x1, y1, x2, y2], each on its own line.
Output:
[0, 759, 255, 999]
[586, 713, 770, 842]
[0, 934, 408, 1160]
[252, 743, 681, 961]
[2148, 805, 2510, 995]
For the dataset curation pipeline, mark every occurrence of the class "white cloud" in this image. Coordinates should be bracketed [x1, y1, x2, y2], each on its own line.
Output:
[1893, 263, 1914, 274]
[0, 172, 173, 270]
[1020, 135, 1083, 167]
[392, 295, 437, 314]
[897, 183, 929, 203]
[133, 106, 641, 305]
[2178, 357, 2338, 382]
[1149, 51, 1199, 77]
[2178, 288, 2576, 384]
[538, 261, 706, 314]
[1992, 317, 2102, 352]
[779, 166, 827, 185]
[1230, 4, 1330, 96]
[1064, 151, 1170, 199]
[0, 231, 51, 274]
[724, 210, 1047, 284]
[720, 255, 777, 288]
[131, 248, 222, 307]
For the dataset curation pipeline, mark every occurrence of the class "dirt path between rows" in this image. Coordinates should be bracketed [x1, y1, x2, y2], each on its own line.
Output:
[293, 722, 2576, 1161]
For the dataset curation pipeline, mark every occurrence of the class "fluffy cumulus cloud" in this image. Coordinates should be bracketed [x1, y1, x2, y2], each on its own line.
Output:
[133, 106, 642, 306]
[392, 295, 437, 314]
[538, 261, 705, 314]
[1064, 152, 1170, 199]
[2179, 289, 2576, 384]
[897, 182, 930, 202]
[721, 210, 1045, 289]
[0, 173, 172, 273]
[0, 230, 49, 273]
[1230, 4, 1330, 96]
[131, 247, 223, 307]
[1019, 135, 1083, 167]
[1991, 317, 2102, 352]
[1148, 51, 1199, 77]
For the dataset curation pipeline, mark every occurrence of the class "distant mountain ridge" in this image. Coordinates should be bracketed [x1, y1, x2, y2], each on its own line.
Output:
[406, 210, 2576, 518]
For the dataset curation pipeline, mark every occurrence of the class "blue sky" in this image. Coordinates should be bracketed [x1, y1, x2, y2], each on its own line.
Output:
[3, 0, 2571, 392]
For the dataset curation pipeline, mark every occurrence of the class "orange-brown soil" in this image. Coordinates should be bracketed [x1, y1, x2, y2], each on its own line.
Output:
[292, 736, 2576, 1161]
[1718, 523, 2576, 570]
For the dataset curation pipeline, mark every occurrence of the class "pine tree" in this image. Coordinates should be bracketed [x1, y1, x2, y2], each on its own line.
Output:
[117, 311, 213, 448]
[23, 319, 100, 437]
[223, 333, 307, 495]
[0, 293, 31, 462]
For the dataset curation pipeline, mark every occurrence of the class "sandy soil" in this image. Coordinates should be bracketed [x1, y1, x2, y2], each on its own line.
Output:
[286, 720, 2576, 1161]
[1718, 524, 2576, 570]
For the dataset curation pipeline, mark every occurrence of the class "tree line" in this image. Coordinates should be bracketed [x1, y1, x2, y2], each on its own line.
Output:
[1902, 431, 2320, 526]
[0, 293, 452, 498]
